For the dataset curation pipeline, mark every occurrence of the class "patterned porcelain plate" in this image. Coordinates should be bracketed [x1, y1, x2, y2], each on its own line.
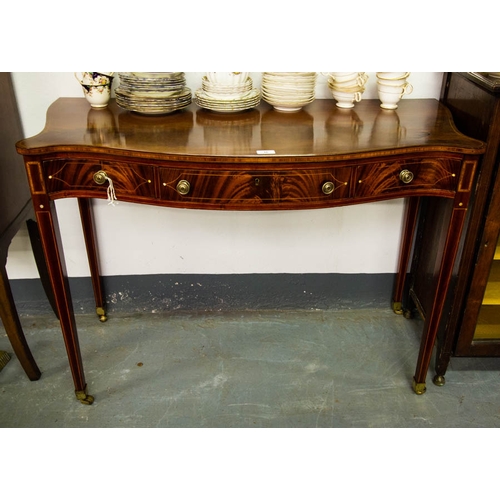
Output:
[194, 88, 261, 112]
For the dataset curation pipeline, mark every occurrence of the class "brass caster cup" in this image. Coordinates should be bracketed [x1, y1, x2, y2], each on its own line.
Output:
[392, 301, 403, 315]
[412, 378, 426, 395]
[96, 307, 107, 322]
[433, 375, 446, 386]
[75, 388, 95, 405]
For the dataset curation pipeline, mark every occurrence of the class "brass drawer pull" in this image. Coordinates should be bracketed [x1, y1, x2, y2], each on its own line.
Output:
[322, 181, 335, 195]
[93, 170, 108, 185]
[399, 169, 414, 184]
[93, 170, 118, 205]
[176, 179, 191, 195]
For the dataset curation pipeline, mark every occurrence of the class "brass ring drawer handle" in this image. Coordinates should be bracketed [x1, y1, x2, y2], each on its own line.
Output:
[93, 170, 118, 205]
[399, 169, 414, 184]
[322, 181, 335, 195]
[176, 179, 191, 195]
[93, 170, 108, 185]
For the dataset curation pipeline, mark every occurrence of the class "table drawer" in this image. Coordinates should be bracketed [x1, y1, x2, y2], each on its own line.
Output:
[43, 159, 155, 199]
[355, 157, 461, 198]
[159, 167, 352, 208]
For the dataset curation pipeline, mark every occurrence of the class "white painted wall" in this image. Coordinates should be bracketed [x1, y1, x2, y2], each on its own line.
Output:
[6, 72, 443, 279]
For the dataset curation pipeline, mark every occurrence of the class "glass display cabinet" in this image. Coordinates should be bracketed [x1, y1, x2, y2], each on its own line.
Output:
[431, 72, 500, 382]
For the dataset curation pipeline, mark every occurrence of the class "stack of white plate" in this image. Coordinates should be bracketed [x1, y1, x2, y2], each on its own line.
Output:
[194, 73, 261, 112]
[115, 72, 192, 114]
[261, 72, 317, 112]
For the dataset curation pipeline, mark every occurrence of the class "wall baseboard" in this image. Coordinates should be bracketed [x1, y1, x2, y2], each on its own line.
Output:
[10, 273, 397, 316]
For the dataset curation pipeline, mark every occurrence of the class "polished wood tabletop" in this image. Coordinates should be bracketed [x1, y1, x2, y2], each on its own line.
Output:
[17, 98, 484, 161]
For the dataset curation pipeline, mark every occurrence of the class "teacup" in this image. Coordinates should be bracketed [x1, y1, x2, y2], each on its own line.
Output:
[80, 83, 111, 108]
[329, 77, 359, 88]
[377, 80, 413, 96]
[325, 72, 361, 83]
[378, 89, 404, 110]
[326, 71, 357, 78]
[330, 85, 365, 96]
[75, 72, 114, 86]
[331, 89, 362, 109]
[376, 72, 410, 80]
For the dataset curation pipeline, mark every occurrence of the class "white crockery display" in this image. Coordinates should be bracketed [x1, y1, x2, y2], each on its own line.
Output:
[81, 83, 112, 108]
[75, 72, 114, 86]
[75, 72, 115, 108]
[261, 72, 317, 112]
[330, 89, 363, 109]
[376, 72, 412, 109]
[377, 90, 404, 110]
[378, 81, 413, 95]
[115, 72, 192, 114]
[326, 72, 368, 108]
[194, 73, 260, 112]
[324, 72, 366, 85]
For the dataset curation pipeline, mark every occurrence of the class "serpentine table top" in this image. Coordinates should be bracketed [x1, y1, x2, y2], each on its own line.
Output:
[16, 97, 485, 404]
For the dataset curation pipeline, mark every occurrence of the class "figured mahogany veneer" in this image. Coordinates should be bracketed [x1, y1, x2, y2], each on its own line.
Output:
[43, 159, 156, 199]
[16, 98, 485, 404]
[41, 155, 462, 209]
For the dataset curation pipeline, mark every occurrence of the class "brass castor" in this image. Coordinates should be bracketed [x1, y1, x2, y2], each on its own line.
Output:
[403, 309, 413, 319]
[433, 375, 446, 386]
[392, 301, 403, 315]
[75, 387, 95, 405]
[412, 378, 426, 395]
[96, 307, 107, 323]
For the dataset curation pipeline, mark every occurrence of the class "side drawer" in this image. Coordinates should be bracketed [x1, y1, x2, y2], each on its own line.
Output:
[355, 157, 461, 199]
[158, 167, 352, 209]
[43, 159, 155, 199]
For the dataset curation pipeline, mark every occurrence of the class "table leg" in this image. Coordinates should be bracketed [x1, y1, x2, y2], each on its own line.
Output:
[26, 218, 59, 319]
[34, 201, 94, 404]
[392, 197, 420, 317]
[78, 198, 107, 322]
[412, 205, 468, 395]
[0, 264, 41, 380]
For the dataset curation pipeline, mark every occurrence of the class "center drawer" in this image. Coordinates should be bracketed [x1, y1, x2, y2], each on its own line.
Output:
[158, 167, 352, 209]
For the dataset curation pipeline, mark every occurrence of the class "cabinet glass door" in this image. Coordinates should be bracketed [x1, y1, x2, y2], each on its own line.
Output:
[474, 233, 500, 340]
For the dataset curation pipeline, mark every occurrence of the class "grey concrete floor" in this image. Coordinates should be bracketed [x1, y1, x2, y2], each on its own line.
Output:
[1, 307, 500, 427]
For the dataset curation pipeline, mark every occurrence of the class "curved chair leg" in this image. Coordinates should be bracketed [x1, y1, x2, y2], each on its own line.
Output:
[0, 264, 41, 380]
